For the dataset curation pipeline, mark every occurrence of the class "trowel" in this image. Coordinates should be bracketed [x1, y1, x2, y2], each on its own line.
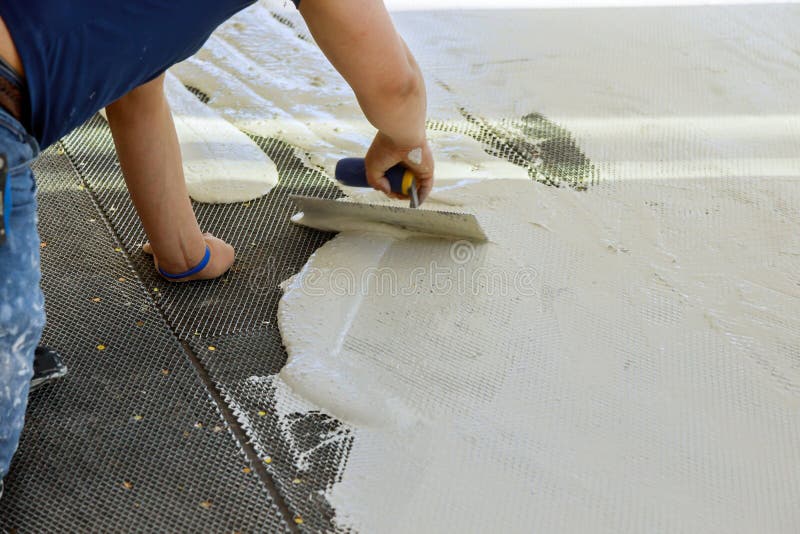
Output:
[290, 158, 487, 242]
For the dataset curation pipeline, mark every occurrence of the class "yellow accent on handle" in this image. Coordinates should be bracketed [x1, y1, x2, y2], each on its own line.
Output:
[401, 170, 415, 195]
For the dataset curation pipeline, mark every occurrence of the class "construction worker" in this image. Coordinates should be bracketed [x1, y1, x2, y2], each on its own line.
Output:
[0, 0, 434, 498]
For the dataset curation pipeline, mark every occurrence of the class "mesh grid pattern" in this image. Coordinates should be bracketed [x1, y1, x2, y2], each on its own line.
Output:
[189, 332, 354, 531]
[57, 116, 351, 532]
[0, 146, 289, 532]
[60, 115, 341, 340]
[434, 109, 599, 189]
[3, 3, 794, 530]
[3, 93, 589, 531]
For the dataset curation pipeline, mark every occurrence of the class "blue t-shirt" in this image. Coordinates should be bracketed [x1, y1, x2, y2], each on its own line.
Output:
[0, 0, 268, 148]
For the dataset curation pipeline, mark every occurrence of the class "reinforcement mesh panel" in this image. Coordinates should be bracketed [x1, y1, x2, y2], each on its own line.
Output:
[52, 92, 596, 530]
[189, 332, 354, 530]
[58, 116, 349, 531]
[428, 109, 598, 189]
[0, 145, 289, 533]
[61, 115, 341, 340]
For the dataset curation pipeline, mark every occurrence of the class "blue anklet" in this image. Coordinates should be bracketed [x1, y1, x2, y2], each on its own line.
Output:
[158, 245, 211, 279]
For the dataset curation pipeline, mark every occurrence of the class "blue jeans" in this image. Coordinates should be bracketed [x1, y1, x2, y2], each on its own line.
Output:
[0, 107, 44, 481]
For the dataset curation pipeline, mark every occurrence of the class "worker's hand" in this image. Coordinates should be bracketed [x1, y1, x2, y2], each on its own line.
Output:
[142, 232, 235, 282]
[365, 131, 435, 204]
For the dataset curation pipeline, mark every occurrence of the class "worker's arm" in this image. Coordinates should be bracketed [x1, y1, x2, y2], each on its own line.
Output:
[299, 0, 435, 202]
[105, 74, 234, 280]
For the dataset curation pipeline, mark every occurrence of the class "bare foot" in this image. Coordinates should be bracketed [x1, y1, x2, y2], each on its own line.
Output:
[142, 232, 235, 282]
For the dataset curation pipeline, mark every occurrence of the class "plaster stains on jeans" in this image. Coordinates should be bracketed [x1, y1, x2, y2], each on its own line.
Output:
[0, 255, 45, 478]
[0, 158, 45, 479]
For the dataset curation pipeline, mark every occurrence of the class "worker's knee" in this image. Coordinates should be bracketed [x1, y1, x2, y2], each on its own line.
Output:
[0, 167, 46, 403]
[0, 218, 45, 378]
[0, 160, 44, 481]
[0, 302, 41, 479]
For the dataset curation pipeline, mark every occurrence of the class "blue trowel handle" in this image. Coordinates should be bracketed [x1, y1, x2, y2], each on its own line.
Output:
[335, 158, 416, 196]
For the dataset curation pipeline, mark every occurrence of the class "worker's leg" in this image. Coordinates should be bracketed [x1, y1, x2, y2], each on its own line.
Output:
[0, 111, 44, 487]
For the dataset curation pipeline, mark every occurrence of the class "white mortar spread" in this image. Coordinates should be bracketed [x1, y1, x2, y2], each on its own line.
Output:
[278, 177, 800, 533]
[172, 1, 800, 531]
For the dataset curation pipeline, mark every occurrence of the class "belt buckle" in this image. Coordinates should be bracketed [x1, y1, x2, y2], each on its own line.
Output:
[0, 154, 6, 245]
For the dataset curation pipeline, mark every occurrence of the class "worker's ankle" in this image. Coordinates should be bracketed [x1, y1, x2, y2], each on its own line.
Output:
[158, 241, 208, 275]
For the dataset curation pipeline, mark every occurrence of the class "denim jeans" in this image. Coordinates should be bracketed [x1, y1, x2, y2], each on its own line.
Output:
[0, 106, 44, 481]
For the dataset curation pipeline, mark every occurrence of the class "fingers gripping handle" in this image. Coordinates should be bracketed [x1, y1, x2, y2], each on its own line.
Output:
[335, 157, 416, 197]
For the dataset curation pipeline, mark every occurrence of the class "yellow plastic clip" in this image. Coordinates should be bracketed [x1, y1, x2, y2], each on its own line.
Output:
[401, 169, 415, 196]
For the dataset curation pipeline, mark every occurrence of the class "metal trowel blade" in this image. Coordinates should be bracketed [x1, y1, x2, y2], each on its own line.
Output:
[289, 195, 488, 242]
